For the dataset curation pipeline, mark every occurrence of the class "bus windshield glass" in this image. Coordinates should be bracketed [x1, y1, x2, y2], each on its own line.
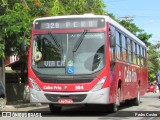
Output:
[31, 32, 105, 75]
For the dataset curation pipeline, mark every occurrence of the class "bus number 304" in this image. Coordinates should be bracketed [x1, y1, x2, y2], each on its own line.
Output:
[75, 85, 84, 90]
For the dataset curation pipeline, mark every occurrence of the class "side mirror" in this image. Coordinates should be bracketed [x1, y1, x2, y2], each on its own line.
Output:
[21, 40, 27, 52]
[109, 34, 116, 47]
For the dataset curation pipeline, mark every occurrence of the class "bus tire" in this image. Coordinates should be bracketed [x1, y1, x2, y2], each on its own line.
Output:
[49, 104, 62, 113]
[132, 85, 140, 106]
[110, 87, 121, 112]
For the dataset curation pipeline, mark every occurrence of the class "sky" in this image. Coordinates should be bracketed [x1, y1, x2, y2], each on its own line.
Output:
[104, 0, 160, 43]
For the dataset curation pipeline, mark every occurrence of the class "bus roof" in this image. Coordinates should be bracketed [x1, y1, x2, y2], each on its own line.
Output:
[33, 14, 146, 47]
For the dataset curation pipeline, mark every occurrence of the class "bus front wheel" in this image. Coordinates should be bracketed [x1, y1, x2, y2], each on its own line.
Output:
[49, 104, 62, 113]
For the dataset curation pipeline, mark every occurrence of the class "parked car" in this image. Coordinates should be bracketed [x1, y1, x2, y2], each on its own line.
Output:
[155, 85, 159, 93]
[147, 82, 156, 93]
[0, 81, 6, 110]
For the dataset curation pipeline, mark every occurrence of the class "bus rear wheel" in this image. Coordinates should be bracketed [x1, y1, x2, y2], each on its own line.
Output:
[132, 85, 140, 106]
[49, 104, 62, 113]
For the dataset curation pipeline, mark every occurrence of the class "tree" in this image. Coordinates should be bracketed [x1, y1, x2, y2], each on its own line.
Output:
[48, 0, 106, 15]
[147, 43, 160, 81]
[120, 20, 141, 36]
[137, 32, 152, 46]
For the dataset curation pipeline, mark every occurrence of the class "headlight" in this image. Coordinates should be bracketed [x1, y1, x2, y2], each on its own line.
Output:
[29, 78, 41, 91]
[91, 76, 107, 92]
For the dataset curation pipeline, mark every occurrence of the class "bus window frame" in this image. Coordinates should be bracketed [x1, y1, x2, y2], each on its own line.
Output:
[109, 24, 147, 67]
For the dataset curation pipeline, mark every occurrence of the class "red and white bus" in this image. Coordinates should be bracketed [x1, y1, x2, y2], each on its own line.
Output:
[27, 14, 148, 112]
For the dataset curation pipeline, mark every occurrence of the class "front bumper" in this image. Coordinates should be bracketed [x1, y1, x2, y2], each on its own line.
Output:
[30, 87, 110, 105]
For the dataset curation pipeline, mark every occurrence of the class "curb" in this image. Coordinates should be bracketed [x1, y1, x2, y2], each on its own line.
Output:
[5, 103, 42, 108]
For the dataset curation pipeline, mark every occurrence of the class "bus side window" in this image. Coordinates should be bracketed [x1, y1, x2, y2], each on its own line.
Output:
[140, 46, 144, 66]
[121, 34, 127, 62]
[127, 38, 132, 63]
[109, 25, 116, 60]
[109, 29, 116, 47]
[137, 44, 140, 65]
[133, 42, 137, 64]
[116, 31, 122, 60]
[143, 48, 147, 67]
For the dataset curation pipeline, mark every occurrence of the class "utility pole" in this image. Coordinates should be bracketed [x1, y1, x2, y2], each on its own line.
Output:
[119, 16, 135, 21]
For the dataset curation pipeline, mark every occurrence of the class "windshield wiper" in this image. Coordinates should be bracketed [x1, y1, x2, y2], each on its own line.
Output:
[72, 29, 87, 52]
[48, 31, 62, 51]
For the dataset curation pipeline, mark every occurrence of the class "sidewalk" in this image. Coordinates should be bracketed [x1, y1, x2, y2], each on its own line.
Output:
[3, 103, 45, 111]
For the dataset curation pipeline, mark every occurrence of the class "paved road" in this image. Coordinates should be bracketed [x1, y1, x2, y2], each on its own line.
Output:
[1, 92, 160, 120]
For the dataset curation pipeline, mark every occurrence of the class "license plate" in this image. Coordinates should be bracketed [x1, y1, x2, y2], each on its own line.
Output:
[58, 99, 73, 104]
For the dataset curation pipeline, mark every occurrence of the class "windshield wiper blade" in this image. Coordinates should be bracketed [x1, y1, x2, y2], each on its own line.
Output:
[72, 29, 87, 52]
[48, 31, 62, 51]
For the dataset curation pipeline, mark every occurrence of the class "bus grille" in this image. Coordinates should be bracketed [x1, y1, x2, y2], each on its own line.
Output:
[44, 94, 87, 102]
[38, 77, 93, 84]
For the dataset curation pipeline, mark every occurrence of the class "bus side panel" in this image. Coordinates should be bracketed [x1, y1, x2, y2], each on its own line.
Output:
[140, 67, 148, 95]
[109, 61, 129, 103]
[109, 61, 120, 104]
[101, 22, 112, 90]
[109, 61, 147, 103]
[105, 22, 117, 104]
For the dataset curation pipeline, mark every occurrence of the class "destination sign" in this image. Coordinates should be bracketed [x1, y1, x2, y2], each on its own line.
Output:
[37, 61, 65, 68]
[34, 18, 105, 30]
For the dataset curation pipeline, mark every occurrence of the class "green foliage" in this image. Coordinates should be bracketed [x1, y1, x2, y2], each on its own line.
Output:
[0, 2, 31, 57]
[137, 32, 152, 46]
[26, 0, 51, 17]
[120, 20, 142, 36]
[148, 73, 156, 82]
[49, 0, 107, 15]
[147, 44, 160, 81]
[0, 0, 51, 58]
[108, 13, 119, 22]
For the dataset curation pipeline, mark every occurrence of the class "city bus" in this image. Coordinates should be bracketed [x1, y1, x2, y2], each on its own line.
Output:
[27, 14, 148, 112]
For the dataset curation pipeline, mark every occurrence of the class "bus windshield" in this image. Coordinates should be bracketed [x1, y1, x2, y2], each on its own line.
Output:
[31, 32, 105, 75]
